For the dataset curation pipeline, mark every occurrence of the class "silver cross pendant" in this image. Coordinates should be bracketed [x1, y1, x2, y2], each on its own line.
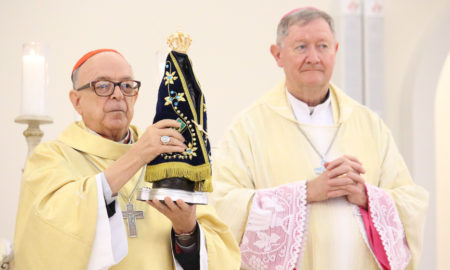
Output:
[122, 203, 144, 237]
[314, 160, 327, 175]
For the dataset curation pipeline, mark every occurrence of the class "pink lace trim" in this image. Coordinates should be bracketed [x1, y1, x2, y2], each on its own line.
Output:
[240, 181, 308, 270]
[366, 184, 411, 270]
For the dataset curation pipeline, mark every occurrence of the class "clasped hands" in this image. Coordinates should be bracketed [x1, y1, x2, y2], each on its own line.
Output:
[306, 155, 368, 209]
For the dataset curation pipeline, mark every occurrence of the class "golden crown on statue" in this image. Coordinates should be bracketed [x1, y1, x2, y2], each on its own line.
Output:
[167, 31, 192, 53]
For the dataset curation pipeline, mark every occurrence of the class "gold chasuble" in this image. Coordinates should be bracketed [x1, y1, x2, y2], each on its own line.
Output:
[212, 81, 428, 270]
[14, 121, 240, 269]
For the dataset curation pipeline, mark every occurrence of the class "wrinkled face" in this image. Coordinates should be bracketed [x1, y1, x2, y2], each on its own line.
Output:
[70, 52, 137, 140]
[272, 18, 338, 90]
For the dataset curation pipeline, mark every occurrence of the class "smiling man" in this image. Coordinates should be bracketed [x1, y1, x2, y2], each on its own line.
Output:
[212, 7, 428, 270]
[14, 49, 240, 269]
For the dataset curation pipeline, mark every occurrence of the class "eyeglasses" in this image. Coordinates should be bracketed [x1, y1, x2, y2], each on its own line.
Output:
[76, 80, 141, 97]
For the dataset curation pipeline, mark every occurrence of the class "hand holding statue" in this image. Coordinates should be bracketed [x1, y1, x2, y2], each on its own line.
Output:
[147, 197, 197, 234]
[132, 119, 187, 165]
[104, 119, 187, 194]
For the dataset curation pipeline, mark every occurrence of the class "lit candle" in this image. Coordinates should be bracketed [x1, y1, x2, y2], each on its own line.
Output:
[21, 43, 47, 116]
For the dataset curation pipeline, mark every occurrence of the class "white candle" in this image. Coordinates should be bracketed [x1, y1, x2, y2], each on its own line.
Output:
[22, 50, 46, 115]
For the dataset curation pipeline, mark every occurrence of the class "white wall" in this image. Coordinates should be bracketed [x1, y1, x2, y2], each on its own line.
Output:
[0, 0, 447, 268]
[391, 1, 450, 269]
[435, 52, 450, 270]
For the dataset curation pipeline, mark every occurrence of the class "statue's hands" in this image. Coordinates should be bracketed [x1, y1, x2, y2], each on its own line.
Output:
[147, 197, 197, 234]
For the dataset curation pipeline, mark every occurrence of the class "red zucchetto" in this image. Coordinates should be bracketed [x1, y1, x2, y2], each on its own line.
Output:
[72, 48, 122, 75]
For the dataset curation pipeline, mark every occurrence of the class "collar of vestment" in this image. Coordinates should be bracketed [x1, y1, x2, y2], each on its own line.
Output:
[87, 127, 133, 144]
[286, 88, 334, 125]
[261, 79, 357, 124]
[57, 121, 141, 160]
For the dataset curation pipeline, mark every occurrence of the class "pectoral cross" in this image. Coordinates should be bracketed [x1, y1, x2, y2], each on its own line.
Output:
[122, 203, 144, 238]
[314, 160, 326, 175]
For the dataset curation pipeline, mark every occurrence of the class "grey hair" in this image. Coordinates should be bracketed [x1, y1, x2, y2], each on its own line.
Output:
[71, 67, 79, 89]
[276, 8, 335, 46]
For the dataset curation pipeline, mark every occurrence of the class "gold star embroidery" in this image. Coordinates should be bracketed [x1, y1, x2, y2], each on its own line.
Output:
[164, 71, 178, 85]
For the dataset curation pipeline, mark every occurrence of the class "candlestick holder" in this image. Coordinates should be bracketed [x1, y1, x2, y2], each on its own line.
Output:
[15, 115, 53, 157]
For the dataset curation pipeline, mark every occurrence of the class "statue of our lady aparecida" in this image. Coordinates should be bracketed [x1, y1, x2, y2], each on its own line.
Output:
[137, 32, 211, 205]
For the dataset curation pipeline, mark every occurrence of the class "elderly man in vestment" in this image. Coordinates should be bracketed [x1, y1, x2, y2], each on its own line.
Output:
[212, 7, 428, 270]
[14, 49, 240, 269]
